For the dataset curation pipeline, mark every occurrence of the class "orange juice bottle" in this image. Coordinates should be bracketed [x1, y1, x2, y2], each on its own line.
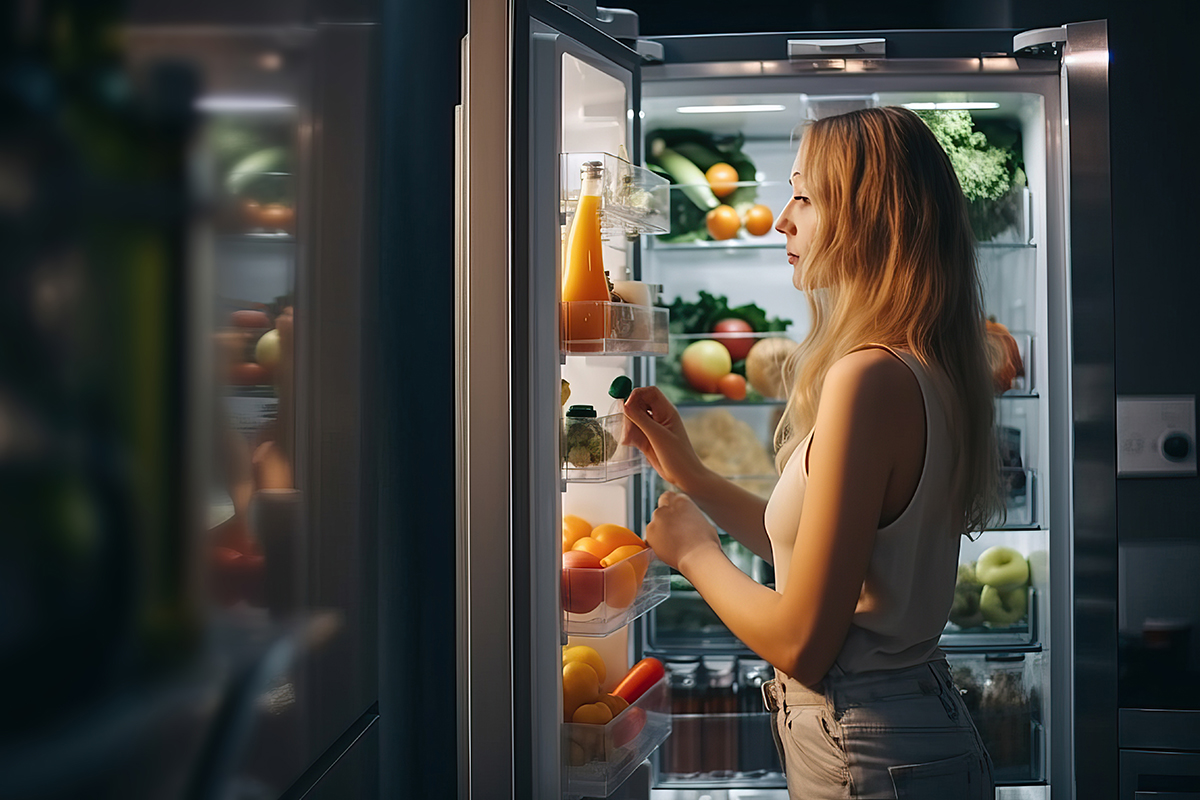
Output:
[562, 161, 609, 350]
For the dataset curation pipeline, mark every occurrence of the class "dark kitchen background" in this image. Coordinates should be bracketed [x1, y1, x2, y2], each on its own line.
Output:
[1, 0, 1195, 798]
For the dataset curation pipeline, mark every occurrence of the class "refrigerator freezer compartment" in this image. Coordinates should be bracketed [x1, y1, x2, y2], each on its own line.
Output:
[942, 587, 1039, 651]
[561, 301, 669, 356]
[564, 548, 670, 636]
[561, 152, 671, 237]
[563, 676, 671, 797]
[562, 411, 645, 483]
[947, 652, 1045, 784]
[657, 711, 784, 787]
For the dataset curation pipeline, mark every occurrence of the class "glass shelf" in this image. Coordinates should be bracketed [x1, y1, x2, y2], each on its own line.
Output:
[942, 587, 1040, 652]
[657, 711, 785, 788]
[564, 549, 670, 637]
[646, 237, 785, 252]
[563, 676, 671, 798]
[998, 468, 1037, 530]
[560, 301, 669, 356]
[562, 152, 671, 238]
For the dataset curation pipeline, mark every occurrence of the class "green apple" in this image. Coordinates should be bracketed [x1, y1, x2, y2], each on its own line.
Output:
[255, 328, 281, 369]
[975, 545, 1029, 588]
[979, 584, 1027, 626]
[949, 583, 984, 628]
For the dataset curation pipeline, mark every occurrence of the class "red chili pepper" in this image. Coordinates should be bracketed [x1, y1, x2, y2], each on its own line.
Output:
[611, 657, 665, 705]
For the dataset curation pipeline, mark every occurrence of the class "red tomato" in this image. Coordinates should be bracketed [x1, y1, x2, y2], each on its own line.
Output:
[231, 309, 271, 329]
[717, 372, 747, 401]
[562, 550, 605, 614]
[711, 318, 756, 361]
[229, 361, 270, 386]
[611, 657, 665, 704]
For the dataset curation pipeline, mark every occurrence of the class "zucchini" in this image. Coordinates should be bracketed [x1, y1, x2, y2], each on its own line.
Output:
[670, 140, 724, 172]
[652, 145, 719, 211]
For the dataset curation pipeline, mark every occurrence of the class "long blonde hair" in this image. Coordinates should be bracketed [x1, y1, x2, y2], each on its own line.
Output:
[774, 106, 1002, 534]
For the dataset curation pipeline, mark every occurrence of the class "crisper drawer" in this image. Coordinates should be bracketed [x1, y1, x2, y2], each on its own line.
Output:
[947, 652, 1045, 784]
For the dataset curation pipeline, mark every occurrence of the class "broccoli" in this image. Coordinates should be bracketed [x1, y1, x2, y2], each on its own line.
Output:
[916, 109, 1027, 241]
[562, 416, 617, 468]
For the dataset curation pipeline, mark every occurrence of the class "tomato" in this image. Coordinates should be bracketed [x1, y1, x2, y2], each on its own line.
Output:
[705, 204, 740, 240]
[611, 657, 666, 704]
[562, 550, 605, 614]
[704, 162, 739, 198]
[231, 309, 271, 329]
[717, 372, 747, 401]
[711, 317, 756, 361]
[743, 203, 774, 236]
[229, 361, 270, 386]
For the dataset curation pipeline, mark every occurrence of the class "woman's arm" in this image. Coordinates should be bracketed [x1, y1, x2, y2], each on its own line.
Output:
[650, 349, 922, 685]
[677, 469, 772, 563]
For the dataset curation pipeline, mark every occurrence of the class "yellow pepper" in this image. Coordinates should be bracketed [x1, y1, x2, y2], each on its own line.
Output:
[571, 701, 614, 725]
[562, 661, 600, 722]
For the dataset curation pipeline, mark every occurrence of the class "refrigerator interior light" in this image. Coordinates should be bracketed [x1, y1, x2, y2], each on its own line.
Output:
[195, 94, 296, 112]
[902, 102, 1002, 110]
[675, 104, 787, 114]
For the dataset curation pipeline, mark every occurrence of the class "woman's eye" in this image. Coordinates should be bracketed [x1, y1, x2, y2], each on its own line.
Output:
[794, 195, 810, 204]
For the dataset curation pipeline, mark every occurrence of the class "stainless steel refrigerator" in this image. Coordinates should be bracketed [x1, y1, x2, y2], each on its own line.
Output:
[456, 5, 1114, 799]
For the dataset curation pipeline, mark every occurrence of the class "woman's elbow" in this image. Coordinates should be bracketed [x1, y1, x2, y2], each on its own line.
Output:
[785, 642, 837, 688]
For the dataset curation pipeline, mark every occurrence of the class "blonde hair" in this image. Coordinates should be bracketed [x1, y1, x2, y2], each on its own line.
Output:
[774, 106, 1003, 534]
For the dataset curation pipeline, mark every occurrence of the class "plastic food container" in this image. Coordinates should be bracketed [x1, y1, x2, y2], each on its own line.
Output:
[563, 676, 671, 798]
[563, 548, 670, 637]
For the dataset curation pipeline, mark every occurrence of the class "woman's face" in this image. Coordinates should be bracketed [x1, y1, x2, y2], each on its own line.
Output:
[775, 146, 819, 290]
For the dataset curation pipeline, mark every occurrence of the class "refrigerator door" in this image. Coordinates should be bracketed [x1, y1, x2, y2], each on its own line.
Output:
[1049, 18, 1117, 800]
[457, 3, 640, 798]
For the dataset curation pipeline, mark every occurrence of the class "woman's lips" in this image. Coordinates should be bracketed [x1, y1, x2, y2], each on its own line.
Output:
[787, 253, 798, 265]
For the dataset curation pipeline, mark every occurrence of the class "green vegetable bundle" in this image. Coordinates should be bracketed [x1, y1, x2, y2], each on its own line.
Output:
[914, 110, 1027, 242]
[646, 128, 759, 242]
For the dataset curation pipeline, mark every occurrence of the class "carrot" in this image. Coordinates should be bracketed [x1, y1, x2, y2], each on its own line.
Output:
[611, 657, 665, 704]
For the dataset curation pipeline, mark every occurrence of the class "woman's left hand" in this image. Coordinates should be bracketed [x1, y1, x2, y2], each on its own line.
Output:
[645, 491, 722, 572]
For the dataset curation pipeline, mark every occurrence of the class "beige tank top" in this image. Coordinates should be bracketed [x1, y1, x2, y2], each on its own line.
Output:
[764, 347, 962, 675]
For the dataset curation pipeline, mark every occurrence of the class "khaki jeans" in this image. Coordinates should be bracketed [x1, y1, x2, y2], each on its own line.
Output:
[763, 659, 995, 799]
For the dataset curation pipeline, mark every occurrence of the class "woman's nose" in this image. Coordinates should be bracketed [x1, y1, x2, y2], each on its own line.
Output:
[774, 206, 793, 235]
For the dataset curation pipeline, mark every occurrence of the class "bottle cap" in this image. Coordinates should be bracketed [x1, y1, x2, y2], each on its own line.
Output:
[565, 405, 597, 418]
[581, 161, 603, 178]
[608, 376, 633, 400]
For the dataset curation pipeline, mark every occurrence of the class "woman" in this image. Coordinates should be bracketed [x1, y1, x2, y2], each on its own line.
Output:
[623, 106, 1000, 799]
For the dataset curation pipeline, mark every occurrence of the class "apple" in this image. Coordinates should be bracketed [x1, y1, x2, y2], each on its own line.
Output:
[710, 318, 757, 361]
[974, 545, 1029, 588]
[680, 339, 732, 393]
[562, 550, 605, 614]
[256, 328, 281, 369]
[979, 584, 1028, 626]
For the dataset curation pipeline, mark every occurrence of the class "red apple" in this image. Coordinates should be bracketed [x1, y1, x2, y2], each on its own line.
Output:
[711, 318, 757, 361]
[680, 340, 732, 394]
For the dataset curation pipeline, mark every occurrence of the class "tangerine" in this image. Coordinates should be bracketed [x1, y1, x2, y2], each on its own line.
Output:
[705, 162, 739, 198]
[705, 204, 740, 240]
[604, 560, 640, 609]
[743, 204, 774, 236]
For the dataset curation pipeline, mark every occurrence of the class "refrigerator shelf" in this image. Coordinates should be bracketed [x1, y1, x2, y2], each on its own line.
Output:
[563, 676, 671, 798]
[997, 468, 1037, 529]
[942, 587, 1040, 652]
[647, 237, 785, 252]
[561, 152, 671, 237]
[564, 548, 671, 637]
[988, 329, 1035, 395]
[562, 411, 646, 483]
[658, 710, 785, 786]
[560, 301, 669, 356]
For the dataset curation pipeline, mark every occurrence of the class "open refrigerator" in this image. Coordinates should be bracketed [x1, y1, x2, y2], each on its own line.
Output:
[456, 5, 1114, 800]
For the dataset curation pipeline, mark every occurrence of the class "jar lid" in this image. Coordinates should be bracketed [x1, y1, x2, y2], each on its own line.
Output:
[608, 376, 633, 400]
[565, 404, 597, 418]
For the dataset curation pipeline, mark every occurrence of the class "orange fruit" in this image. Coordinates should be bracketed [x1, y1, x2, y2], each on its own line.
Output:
[705, 162, 739, 198]
[571, 536, 613, 560]
[562, 514, 593, 550]
[705, 204, 740, 240]
[743, 204, 774, 236]
[717, 372, 747, 401]
[604, 560, 640, 609]
[601, 545, 649, 583]
[590, 523, 643, 553]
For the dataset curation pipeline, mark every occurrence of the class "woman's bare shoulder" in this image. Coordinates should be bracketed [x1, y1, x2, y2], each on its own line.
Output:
[822, 348, 923, 424]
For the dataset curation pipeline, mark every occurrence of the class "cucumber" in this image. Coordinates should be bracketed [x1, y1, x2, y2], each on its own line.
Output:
[652, 145, 719, 211]
[670, 140, 724, 173]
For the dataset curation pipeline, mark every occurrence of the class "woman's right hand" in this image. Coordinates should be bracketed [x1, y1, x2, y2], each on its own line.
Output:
[622, 386, 709, 493]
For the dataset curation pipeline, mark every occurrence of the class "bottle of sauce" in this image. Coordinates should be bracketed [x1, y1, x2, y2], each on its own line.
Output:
[663, 656, 704, 776]
[562, 161, 610, 351]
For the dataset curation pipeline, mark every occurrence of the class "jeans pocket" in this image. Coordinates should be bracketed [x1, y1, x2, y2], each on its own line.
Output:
[888, 751, 977, 799]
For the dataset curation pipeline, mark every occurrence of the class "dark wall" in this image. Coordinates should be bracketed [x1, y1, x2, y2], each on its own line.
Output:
[624, 0, 1200, 538]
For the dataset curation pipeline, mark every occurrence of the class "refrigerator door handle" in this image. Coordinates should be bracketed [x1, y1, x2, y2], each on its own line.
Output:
[788, 38, 886, 58]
